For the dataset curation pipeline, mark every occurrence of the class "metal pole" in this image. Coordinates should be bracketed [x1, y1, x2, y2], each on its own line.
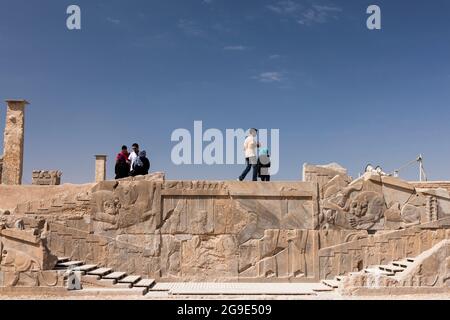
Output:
[418, 154, 423, 182]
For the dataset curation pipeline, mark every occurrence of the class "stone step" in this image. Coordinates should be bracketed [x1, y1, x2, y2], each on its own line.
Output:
[56, 260, 84, 268]
[72, 264, 98, 274]
[81, 274, 102, 282]
[87, 268, 113, 277]
[102, 272, 127, 281]
[113, 283, 133, 289]
[98, 279, 118, 287]
[321, 279, 339, 289]
[364, 268, 394, 276]
[392, 260, 412, 268]
[118, 275, 141, 285]
[134, 279, 155, 289]
[72, 287, 148, 296]
[81, 276, 130, 289]
[312, 284, 334, 292]
[378, 265, 405, 273]
[57, 257, 70, 263]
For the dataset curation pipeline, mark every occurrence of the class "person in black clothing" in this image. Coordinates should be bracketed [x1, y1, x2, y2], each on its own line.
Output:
[257, 147, 271, 181]
[115, 145, 130, 179]
[131, 150, 150, 176]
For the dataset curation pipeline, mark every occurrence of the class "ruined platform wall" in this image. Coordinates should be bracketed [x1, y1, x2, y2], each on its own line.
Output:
[411, 181, 450, 193]
[0, 183, 94, 212]
[318, 221, 450, 280]
[36, 179, 334, 282]
[6, 171, 450, 282]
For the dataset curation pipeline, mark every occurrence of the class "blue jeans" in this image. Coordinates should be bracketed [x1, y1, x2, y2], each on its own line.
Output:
[239, 157, 258, 181]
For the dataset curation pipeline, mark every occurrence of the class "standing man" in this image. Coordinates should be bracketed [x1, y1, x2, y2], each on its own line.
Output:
[131, 150, 150, 177]
[128, 143, 139, 175]
[115, 145, 130, 179]
[238, 128, 260, 181]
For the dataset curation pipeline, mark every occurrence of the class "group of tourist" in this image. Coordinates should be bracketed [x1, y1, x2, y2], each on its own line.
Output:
[115, 143, 150, 179]
[238, 128, 271, 182]
[115, 128, 270, 182]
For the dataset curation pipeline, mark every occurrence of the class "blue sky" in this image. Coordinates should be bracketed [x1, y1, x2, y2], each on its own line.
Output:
[1, 0, 450, 183]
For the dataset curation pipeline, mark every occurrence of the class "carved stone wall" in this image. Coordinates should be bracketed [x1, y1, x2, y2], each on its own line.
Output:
[0, 216, 60, 287]
[5, 168, 450, 283]
[318, 172, 450, 232]
[318, 219, 450, 280]
[41, 179, 323, 281]
[338, 239, 450, 295]
[303, 163, 351, 191]
[32, 171, 62, 186]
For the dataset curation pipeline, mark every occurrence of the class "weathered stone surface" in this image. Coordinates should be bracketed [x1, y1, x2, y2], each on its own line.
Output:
[1, 100, 28, 185]
[303, 162, 350, 189]
[0, 216, 61, 288]
[0, 156, 3, 184]
[32, 170, 62, 185]
[339, 239, 450, 295]
[181, 235, 238, 280]
[95, 155, 107, 182]
[1, 162, 449, 285]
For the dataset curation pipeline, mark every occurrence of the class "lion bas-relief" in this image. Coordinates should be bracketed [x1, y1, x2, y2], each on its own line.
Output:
[319, 178, 387, 231]
[90, 180, 162, 232]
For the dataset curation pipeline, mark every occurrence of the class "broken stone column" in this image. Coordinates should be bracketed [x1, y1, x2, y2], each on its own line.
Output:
[1, 99, 29, 185]
[0, 156, 3, 184]
[95, 155, 107, 182]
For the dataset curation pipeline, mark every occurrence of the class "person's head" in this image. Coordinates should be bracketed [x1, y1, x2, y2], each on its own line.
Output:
[139, 150, 146, 158]
[121, 145, 128, 152]
[249, 128, 258, 137]
[259, 147, 269, 157]
[132, 143, 139, 153]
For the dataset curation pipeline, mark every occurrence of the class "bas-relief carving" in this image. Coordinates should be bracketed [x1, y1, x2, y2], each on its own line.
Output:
[339, 240, 450, 293]
[318, 172, 446, 231]
[237, 229, 316, 280]
[4, 167, 449, 283]
[0, 218, 59, 287]
[90, 180, 162, 233]
[320, 176, 387, 230]
[32, 170, 62, 185]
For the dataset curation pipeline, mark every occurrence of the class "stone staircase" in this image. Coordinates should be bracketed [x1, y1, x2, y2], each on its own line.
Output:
[318, 217, 450, 281]
[322, 257, 416, 290]
[55, 257, 156, 295]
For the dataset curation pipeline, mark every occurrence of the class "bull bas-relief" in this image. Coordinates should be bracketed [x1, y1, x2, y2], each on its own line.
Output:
[0, 214, 59, 287]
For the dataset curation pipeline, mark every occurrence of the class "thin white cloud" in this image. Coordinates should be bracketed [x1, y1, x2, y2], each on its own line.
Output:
[269, 54, 282, 59]
[253, 72, 283, 83]
[106, 17, 121, 25]
[266, 1, 342, 26]
[178, 19, 205, 37]
[202, 0, 214, 4]
[298, 4, 342, 25]
[223, 45, 247, 51]
[266, 0, 301, 14]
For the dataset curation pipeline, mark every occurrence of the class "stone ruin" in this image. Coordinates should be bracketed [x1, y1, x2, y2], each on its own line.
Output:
[0, 213, 61, 288]
[32, 170, 62, 186]
[0, 166, 448, 296]
[1, 100, 28, 185]
[0, 100, 448, 297]
[0, 156, 3, 184]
